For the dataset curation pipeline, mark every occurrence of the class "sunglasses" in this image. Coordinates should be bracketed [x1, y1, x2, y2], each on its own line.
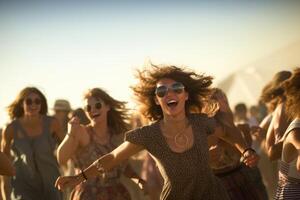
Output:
[85, 102, 102, 112]
[25, 98, 41, 106]
[155, 82, 185, 98]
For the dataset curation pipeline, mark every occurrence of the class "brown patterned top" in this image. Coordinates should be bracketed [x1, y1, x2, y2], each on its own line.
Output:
[71, 127, 130, 200]
[125, 113, 229, 200]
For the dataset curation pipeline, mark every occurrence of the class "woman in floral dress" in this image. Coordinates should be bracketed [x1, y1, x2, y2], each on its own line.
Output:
[57, 88, 144, 200]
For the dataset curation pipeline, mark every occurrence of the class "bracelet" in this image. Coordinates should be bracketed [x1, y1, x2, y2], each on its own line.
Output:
[138, 178, 144, 185]
[241, 148, 255, 156]
[81, 169, 88, 181]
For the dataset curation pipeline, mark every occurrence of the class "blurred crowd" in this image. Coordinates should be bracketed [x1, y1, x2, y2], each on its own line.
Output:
[1, 66, 300, 200]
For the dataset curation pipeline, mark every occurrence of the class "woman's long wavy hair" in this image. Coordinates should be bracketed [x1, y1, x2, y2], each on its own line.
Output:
[131, 64, 213, 121]
[7, 87, 48, 120]
[284, 68, 300, 119]
[202, 88, 234, 127]
[260, 70, 292, 111]
[83, 88, 130, 135]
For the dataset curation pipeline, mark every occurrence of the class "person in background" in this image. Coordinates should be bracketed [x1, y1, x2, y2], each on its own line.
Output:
[53, 99, 72, 135]
[1, 87, 64, 200]
[52, 99, 73, 200]
[250, 70, 292, 198]
[205, 88, 268, 200]
[263, 70, 292, 161]
[55, 64, 259, 200]
[248, 105, 260, 127]
[234, 103, 255, 126]
[274, 68, 300, 199]
[56, 88, 144, 200]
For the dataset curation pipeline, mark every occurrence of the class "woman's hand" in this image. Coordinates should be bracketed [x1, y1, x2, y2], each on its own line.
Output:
[68, 117, 81, 134]
[241, 149, 259, 167]
[54, 175, 83, 191]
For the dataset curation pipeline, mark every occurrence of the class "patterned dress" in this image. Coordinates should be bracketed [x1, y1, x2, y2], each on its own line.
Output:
[71, 127, 131, 200]
[275, 118, 300, 200]
[125, 114, 230, 200]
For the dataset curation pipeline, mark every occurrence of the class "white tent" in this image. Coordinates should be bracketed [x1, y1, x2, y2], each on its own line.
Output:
[218, 40, 300, 107]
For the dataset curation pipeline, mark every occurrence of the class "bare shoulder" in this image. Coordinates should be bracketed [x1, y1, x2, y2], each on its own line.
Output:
[2, 122, 15, 139]
[287, 129, 300, 143]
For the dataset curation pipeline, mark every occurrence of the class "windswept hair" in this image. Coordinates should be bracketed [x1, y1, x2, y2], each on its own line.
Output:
[284, 68, 300, 119]
[83, 88, 130, 135]
[7, 87, 48, 120]
[131, 64, 213, 121]
[202, 88, 221, 117]
[260, 70, 292, 106]
[203, 88, 234, 127]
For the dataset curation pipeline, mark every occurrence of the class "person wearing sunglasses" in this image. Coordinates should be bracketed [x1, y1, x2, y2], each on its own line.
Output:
[56, 88, 145, 200]
[55, 65, 259, 200]
[1, 87, 64, 200]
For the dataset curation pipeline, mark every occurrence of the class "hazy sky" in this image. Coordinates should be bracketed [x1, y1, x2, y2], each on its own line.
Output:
[1, 1, 300, 126]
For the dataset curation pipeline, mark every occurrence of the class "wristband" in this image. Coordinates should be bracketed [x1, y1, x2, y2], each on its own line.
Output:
[242, 148, 255, 156]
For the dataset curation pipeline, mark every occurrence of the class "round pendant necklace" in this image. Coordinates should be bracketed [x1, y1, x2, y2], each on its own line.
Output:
[174, 132, 189, 148]
[162, 119, 190, 149]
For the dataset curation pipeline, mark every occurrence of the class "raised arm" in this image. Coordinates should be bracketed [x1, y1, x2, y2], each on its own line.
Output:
[56, 117, 84, 165]
[55, 141, 144, 190]
[214, 121, 247, 154]
[265, 104, 285, 161]
[211, 92, 259, 167]
[214, 122, 258, 167]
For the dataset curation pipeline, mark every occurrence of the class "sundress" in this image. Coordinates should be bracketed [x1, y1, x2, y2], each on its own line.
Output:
[71, 127, 131, 200]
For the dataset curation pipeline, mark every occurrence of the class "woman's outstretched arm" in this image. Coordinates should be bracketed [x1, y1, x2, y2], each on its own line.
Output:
[212, 91, 259, 167]
[214, 121, 259, 167]
[55, 141, 144, 190]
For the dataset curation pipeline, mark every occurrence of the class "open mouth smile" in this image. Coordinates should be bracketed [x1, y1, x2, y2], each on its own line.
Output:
[166, 100, 178, 108]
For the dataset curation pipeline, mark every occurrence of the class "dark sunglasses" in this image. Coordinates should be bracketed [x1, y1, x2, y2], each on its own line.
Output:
[155, 82, 185, 98]
[25, 98, 41, 106]
[85, 102, 102, 112]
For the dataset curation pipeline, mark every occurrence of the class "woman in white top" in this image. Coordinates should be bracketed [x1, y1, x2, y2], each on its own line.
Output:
[274, 68, 300, 199]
